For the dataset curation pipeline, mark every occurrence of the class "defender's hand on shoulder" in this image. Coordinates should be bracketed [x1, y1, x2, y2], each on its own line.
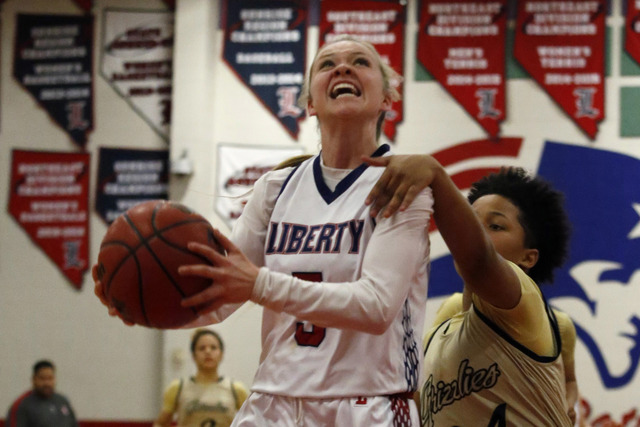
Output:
[363, 154, 437, 218]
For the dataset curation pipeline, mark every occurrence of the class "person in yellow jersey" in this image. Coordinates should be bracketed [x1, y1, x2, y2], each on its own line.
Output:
[429, 292, 578, 424]
[153, 329, 248, 427]
[363, 159, 576, 426]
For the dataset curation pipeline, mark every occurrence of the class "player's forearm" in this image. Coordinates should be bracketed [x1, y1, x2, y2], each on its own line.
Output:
[430, 164, 493, 271]
[566, 380, 579, 424]
[430, 162, 520, 307]
[254, 270, 404, 333]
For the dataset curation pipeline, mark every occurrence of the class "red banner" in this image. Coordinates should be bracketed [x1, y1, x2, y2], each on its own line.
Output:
[626, 1, 640, 66]
[318, 0, 406, 142]
[514, 0, 605, 139]
[417, 0, 506, 138]
[8, 150, 90, 289]
[73, 0, 92, 12]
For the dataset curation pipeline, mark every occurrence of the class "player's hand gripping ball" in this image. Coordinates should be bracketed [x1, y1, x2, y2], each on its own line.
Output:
[96, 200, 223, 328]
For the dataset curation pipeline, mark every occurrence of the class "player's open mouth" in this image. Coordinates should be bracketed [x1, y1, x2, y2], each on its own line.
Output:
[330, 82, 360, 99]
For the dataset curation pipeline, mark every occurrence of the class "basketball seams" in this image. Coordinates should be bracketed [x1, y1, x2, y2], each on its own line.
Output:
[98, 240, 150, 326]
[99, 219, 214, 305]
[98, 200, 217, 328]
[153, 220, 216, 265]
[133, 252, 149, 326]
[123, 213, 198, 304]
[151, 202, 216, 259]
[100, 219, 211, 256]
[99, 241, 136, 297]
[149, 203, 222, 272]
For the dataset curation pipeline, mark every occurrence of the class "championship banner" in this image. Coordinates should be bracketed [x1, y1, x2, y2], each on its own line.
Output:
[216, 144, 304, 229]
[95, 147, 169, 224]
[625, 0, 640, 67]
[514, 0, 605, 139]
[8, 150, 90, 289]
[13, 14, 94, 148]
[101, 9, 173, 141]
[222, 0, 307, 140]
[319, 0, 406, 142]
[417, 0, 506, 138]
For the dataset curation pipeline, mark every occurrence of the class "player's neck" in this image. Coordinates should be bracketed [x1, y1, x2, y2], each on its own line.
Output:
[320, 135, 378, 170]
[195, 369, 219, 383]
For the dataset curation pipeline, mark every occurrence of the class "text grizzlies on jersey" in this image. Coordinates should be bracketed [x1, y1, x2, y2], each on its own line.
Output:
[266, 219, 365, 255]
[420, 359, 501, 425]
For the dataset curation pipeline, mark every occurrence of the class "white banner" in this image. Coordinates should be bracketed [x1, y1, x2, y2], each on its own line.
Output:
[101, 9, 173, 140]
[216, 144, 305, 229]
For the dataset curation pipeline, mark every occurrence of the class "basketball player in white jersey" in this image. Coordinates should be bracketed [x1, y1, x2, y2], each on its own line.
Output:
[363, 157, 575, 426]
[110, 35, 433, 426]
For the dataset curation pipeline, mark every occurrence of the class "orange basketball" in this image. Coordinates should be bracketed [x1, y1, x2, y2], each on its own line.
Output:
[96, 200, 223, 328]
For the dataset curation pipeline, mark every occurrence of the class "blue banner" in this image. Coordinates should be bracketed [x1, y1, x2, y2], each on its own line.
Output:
[14, 14, 94, 148]
[95, 147, 169, 224]
[222, 0, 307, 139]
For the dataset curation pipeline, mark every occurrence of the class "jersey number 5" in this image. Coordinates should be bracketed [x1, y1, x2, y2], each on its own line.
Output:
[293, 272, 326, 347]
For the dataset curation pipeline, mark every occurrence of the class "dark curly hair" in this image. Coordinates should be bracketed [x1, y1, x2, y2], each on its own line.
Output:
[467, 167, 571, 284]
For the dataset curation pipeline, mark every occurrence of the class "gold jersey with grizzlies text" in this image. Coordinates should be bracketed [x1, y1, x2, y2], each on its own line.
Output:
[420, 265, 572, 427]
[162, 376, 245, 427]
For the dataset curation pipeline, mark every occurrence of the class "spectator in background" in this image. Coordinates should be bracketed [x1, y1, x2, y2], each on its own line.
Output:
[6, 359, 78, 427]
[153, 328, 248, 427]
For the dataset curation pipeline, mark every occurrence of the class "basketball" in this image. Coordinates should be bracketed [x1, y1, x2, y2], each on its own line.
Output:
[96, 200, 223, 328]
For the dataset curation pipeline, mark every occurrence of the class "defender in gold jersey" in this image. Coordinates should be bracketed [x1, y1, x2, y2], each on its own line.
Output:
[364, 160, 575, 426]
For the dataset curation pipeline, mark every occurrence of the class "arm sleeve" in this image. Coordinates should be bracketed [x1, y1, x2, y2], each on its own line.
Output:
[554, 309, 579, 418]
[472, 263, 553, 354]
[250, 188, 433, 334]
[231, 168, 291, 265]
[555, 310, 577, 377]
[185, 169, 291, 326]
[7, 401, 28, 427]
[64, 397, 78, 427]
[13, 409, 28, 427]
[160, 379, 182, 413]
[431, 293, 464, 326]
[232, 381, 250, 410]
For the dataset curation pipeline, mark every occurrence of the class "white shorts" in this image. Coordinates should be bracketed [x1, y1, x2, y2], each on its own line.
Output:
[231, 392, 418, 427]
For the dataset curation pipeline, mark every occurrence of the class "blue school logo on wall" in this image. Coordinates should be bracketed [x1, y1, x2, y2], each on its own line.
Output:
[429, 141, 640, 390]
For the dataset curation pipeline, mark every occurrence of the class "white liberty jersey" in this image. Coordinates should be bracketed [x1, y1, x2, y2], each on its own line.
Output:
[248, 145, 432, 398]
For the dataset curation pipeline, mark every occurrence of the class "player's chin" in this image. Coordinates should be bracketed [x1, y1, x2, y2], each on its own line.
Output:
[40, 387, 54, 398]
